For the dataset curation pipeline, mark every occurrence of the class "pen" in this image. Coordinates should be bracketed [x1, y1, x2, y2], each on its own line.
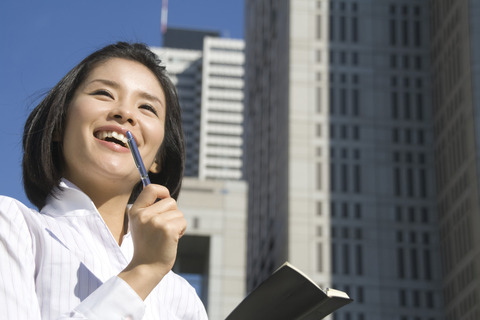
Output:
[126, 131, 151, 187]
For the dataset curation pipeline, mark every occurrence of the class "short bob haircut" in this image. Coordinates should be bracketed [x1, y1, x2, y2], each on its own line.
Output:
[23, 42, 185, 210]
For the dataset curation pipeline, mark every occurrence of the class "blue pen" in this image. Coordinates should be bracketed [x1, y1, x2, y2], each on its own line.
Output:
[126, 131, 151, 187]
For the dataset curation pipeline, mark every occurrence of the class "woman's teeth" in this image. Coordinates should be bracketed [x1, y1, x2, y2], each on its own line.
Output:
[95, 131, 128, 147]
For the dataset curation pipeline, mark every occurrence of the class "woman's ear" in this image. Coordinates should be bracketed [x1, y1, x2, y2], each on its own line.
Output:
[149, 159, 161, 174]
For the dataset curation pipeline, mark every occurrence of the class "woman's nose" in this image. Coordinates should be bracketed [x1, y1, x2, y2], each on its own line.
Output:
[109, 106, 137, 125]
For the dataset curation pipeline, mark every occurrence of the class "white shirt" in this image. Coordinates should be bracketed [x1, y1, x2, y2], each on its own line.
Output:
[0, 180, 208, 320]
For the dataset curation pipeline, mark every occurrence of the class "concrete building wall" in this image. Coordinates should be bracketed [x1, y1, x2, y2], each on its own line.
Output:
[177, 178, 247, 320]
[244, 1, 444, 319]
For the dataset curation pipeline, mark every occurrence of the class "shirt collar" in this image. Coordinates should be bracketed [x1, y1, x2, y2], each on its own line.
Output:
[41, 178, 99, 217]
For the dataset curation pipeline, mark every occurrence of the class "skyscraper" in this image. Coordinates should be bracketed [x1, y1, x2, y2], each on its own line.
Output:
[430, 1, 480, 319]
[244, 1, 444, 319]
[152, 30, 248, 320]
[152, 31, 245, 181]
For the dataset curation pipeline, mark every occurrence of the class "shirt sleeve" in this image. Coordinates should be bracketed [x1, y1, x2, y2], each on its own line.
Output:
[0, 197, 42, 319]
[0, 197, 145, 320]
[66, 277, 145, 320]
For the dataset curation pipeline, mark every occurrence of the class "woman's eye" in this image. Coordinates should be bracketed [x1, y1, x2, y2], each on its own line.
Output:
[140, 104, 158, 116]
[92, 89, 113, 98]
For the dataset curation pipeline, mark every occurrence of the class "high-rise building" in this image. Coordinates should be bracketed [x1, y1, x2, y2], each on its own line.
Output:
[152, 30, 248, 320]
[198, 37, 245, 180]
[163, 27, 220, 51]
[152, 45, 203, 177]
[430, 1, 480, 319]
[152, 33, 245, 181]
[244, 1, 444, 319]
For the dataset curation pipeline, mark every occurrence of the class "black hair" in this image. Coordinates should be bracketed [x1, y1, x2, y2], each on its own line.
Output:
[22, 42, 185, 210]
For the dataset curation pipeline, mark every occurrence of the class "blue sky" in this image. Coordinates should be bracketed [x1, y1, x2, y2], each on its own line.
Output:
[0, 0, 244, 206]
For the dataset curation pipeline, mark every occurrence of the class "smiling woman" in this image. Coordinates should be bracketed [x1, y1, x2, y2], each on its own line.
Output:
[61, 58, 167, 216]
[0, 42, 208, 320]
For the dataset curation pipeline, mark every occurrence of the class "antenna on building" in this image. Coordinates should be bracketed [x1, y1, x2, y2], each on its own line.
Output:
[161, 0, 168, 35]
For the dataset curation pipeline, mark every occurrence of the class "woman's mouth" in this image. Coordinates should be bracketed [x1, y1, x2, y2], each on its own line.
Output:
[94, 130, 128, 148]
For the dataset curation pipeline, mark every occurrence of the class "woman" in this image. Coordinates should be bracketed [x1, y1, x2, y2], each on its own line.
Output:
[0, 42, 208, 319]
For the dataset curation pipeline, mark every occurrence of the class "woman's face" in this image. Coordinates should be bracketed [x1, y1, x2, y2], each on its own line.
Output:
[62, 57, 166, 191]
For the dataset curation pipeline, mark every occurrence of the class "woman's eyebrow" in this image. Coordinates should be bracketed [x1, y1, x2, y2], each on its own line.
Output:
[86, 79, 163, 106]
[85, 79, 120, 88]
[138, 91, 164, 107]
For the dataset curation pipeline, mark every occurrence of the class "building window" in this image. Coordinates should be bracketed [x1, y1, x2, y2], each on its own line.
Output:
[316, 50, 322, 63]
[394, 167, 402, 196]
[415, 56, 423, 70]
[317, 242, 324, 272]
[317, 201, 323, 216]
[417, 129, 425, 145]
[407, 168, 414, 197]
[357, 286, 364, 303]
[340, 15, 346, 41]
[393, 128, 399, 143]
[355, 203, 362, 219]
[413, 290, 420, 307]
[343, 243, 350, 274]
[399, 289, 407, 306]
[403, 55, 410, 69]
[411, 248, 419, 279]
[342, 202, 349, 218]
[329, 14, 335, 41]
[330, 162, 336, 191]
[341, 163, 349, 192]
[331, 201, 337, 217]
[316, 123, 322, 137]
[404, 92, 411, 119]
[317, 162, 323, 190]
[330, 87, 336, 114]
[423, 249, 432, 280]
[352, 52, 359, 65]
[390, 19, 397, 45]
[426, 290, 434, 308]
[353, 126, 360, 140]
[340, 88, 347, 114]
[354, 164, 361, 193]
[316, 14, 322, 39]
[397, 248, 405, 278]
[352, 16, 358, 42]
[414, 19, 421, 47]
[316, 87, 322, 113]
[352, 89, 360, 116]
[331, 243, 337, 273]
[341, 125, 348, 139]
[402, 19, 409, 46]
[391, 92, 398, 119]
[395, 206, 402, 222]
[355, 245, 363, 275]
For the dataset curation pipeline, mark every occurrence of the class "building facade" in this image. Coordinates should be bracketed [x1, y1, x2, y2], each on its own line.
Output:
[176, 178, 247, 320]
[152, 46, 203, 177]
[244, 1, 444, 319]
[430, 1, 480, 319]
[153, 35, 245, 181]
[152, 31, 248, 320]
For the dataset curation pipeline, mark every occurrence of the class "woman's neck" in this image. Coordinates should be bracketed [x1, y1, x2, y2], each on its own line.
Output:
[77, 181, 132, 245]
[95, 194, 131, 245]
[63, 175, 134, 245]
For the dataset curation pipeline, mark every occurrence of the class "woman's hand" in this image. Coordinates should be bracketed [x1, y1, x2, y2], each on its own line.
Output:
[118, 184, 186, 300]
